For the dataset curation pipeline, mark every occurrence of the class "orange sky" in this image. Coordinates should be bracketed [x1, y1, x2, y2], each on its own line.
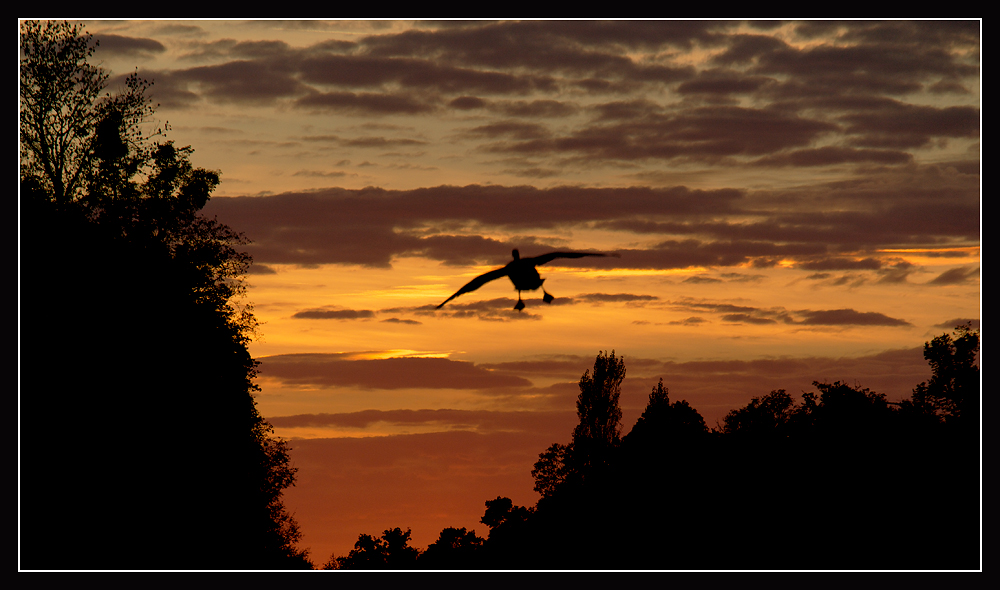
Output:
[73, 19, 980, 563]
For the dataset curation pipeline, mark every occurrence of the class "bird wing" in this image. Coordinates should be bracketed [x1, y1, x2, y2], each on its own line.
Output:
[436, 267, 511, 308]
[527, 251, 620, 266]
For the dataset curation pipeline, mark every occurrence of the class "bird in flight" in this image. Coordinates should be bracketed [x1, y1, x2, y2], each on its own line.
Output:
[436, 249, 620, 311]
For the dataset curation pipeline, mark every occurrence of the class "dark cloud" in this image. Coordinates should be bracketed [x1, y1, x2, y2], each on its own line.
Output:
[380, 317, 422, 325]
[247, 263, 277, 275]
[295, 90, 436, 114]
[173, 60, 309, 103]
[292, 309, 376, 320]
[573, 293, 659, 303]
[486, 106, 839, 162]
[478, 355, 593, 378]
[876, 261, 916, 284]
[673, 317, 708, 325]
[840, 103, 979, 149]
[463, 121, 551, 141]
[720, 272, 766, 283]
[676, 69, 775, 96]
[297, 134, 428, 149]
[927, 266, 979, 285]
[711, 33, 789, 65]
[359, 20, 723, 75]
[292, 170, 349, 178]
[683, 276, 722, 284]
[297, 53, 556, 95]
[340, 136, 429, 148]
[427, 297, 547, 322]
[106, 71, 200, 109]
[752, 146, 913, 167]
[753, 29, 978, 96]
[836, 21, 980, 57]
[798, 257, 883, 271]
[721, 313, 777, 324]
[667, 298, 759, 315]
[448, 95, 486, 110]
[664, 298, 911, 328]
[496, 99, 578, 118]
[934, 318, 980, 330]
[795, 308, 911, 326]
[259, 354, 533, 389]
[613, 241, 827, 270]
[202, 185, 744, 267]
[92, 33, 166, 58]
[202, 167, 978, 275]
[590, 99, 664, 121]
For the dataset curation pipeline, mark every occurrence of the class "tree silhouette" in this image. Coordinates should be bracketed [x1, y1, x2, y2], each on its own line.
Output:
[478, 497, 536, 568]
[719, 388, 798, 438]
[531, 442, 573, 499]
[418, 527, 485, 569]
[570, 350, 625, 477]
[327, 528, 420, 569]
[20, 21, 162, 205]
[910, 322, 979, 424]
[19, 20, 309, 569]
[624, 379, 709, 446]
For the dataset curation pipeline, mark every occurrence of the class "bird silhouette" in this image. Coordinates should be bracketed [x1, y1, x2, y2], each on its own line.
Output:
[436, 249, 620, 311]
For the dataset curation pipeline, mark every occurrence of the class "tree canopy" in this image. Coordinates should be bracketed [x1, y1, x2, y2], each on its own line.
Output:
[325, 528, 420, 570]
[911, 322, 979, 423]
[19, 20, 310, 569]
[570, 350, 625, 475]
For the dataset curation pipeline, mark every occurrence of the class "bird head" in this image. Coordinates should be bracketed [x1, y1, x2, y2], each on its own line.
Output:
[512, 249, 520, 260]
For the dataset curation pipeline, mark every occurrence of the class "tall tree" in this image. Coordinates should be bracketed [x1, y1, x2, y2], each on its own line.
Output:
[19, 20, 309, 569]
[570, 350, 625, 475]
[20, 20, 161, 205]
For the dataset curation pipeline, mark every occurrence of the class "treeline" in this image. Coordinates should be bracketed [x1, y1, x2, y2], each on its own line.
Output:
[328, 328, 980, 570]
[20, 21, 311, 569]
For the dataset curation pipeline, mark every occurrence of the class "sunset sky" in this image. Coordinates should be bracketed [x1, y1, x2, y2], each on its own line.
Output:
[74, 19, 979, 563]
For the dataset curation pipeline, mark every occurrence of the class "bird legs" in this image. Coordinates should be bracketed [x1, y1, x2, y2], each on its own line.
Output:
[513, 290, 555, 311]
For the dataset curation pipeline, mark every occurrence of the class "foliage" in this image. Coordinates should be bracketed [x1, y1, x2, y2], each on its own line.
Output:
[327, 528, 421, 569]
[419, 527, 485, 569]
[910, 322, 979, 423]
[531, 442, 573, 499]
[626, 379, 708, 445]
[571, 350, 625, 474]
[530, 351, 625, 501]
[805, 380, 894, 435]
[19, 20, 307, 569]
[480, 496, 533, 534]
[20, 20, 104, 203]
[719, 389, 798, 437]
[574, 350, 625, 447]
[20, 20, 164, 205]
